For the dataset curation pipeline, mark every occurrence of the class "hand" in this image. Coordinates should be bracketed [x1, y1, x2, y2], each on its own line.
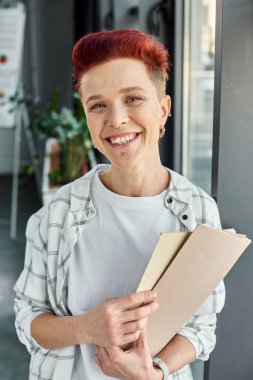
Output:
[95, 328, 163, 380]
[78, 291, 158, 347]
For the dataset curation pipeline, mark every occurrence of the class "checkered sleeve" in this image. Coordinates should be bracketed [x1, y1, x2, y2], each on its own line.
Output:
[13, 206, 52, 354]
[177, 280, 225, 360]
[177, 193, 226, 360]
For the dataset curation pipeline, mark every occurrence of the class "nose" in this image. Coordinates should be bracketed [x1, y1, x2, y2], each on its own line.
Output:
[105, 103, 129, 129]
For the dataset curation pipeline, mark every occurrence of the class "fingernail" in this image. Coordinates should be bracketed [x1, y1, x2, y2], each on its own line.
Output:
[152, 291, 157, 298]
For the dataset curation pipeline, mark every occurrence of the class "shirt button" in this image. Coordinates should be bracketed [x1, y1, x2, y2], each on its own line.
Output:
[167, 197, 173, 204]
[182, 214, 188, 220]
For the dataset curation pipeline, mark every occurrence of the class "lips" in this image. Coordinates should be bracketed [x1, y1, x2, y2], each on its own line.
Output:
[106, 132, 140, 146]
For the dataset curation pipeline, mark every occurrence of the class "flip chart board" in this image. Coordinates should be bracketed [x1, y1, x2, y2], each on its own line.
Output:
[0, 3, 26, 127]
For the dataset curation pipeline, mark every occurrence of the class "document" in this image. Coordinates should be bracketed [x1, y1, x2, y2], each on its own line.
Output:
[137, 224, 251, 356]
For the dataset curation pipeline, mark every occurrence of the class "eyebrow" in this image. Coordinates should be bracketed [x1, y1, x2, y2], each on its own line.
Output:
[119, 86, 147, 94]
[85, 86, 147, 105]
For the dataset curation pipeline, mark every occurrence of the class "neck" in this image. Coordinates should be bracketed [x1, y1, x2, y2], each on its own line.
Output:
[99, 160, 170, 197]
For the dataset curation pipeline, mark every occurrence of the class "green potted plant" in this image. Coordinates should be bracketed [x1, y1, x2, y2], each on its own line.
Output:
[31, 90, 92, 188]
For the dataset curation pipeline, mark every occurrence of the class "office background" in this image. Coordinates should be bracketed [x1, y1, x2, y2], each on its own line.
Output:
[0, 1, 252, 379]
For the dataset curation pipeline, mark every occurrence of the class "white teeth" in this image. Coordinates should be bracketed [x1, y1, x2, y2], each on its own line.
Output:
[110, 134, 137, 145]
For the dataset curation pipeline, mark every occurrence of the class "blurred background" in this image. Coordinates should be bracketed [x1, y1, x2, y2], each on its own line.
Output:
[0, 1, 253, 379]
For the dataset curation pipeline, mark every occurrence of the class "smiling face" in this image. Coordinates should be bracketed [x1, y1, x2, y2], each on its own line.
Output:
[80, 58, 170, 170]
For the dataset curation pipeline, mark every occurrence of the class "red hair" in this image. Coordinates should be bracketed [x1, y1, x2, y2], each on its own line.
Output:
[72, 29, 170, 95]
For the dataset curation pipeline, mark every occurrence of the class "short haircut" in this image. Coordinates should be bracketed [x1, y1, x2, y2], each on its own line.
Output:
[72, 29, 170, 97]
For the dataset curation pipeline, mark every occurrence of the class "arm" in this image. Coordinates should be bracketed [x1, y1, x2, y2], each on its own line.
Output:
[30, 292, 158, 349]
[155, 334, 196, 374]
[94, 330, 195, 380]
[15, 206, 158, 352]
[95, 282, 225, 380]
[14, 207, 51, 354]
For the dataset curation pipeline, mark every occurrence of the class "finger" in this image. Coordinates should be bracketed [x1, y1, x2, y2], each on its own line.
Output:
[94, 353, 102, 368]
[121, 317, 148, 334]
[136, 328, 149, 350]
[118, 291, 157, 310]
[104, 345, 122, 361]
[104, 297, 118, 303]
[121, 300, 159, 323]
[97, 346, 109, 362]
[120, 330, 141, 345]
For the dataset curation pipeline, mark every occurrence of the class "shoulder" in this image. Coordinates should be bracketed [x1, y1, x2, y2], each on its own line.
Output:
[47, 164, 106, 213]
[26, 164, 105, 237]
[168, 168, 214, 203]
[168, 169, 221, 228]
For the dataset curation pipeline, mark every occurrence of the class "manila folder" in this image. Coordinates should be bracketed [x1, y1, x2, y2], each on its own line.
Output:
[146, 224, 251, 356]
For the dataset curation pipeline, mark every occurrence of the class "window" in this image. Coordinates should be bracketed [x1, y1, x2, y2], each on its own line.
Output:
[182, 0, 216, 193]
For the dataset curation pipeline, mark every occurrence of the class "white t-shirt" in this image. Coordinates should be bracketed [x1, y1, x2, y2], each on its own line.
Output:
[67, 170, 180, 379]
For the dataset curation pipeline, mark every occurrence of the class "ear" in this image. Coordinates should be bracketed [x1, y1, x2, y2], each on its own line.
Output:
[159, 95, 171, 126]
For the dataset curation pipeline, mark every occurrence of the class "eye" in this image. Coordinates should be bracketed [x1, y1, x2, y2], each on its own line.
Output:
[90, 103, 106, 110]
[126, 96, 143, 104]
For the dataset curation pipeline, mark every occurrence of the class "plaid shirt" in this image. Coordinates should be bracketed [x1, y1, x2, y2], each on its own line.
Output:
[14, 164, 225, 380]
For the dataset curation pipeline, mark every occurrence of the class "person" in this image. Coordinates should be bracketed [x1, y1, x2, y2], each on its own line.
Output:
[14, 29, 225, 380]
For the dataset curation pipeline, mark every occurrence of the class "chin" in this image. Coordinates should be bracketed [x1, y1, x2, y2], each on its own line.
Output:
[100, 147, 146, 170]
[110, 156, 142, 171]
